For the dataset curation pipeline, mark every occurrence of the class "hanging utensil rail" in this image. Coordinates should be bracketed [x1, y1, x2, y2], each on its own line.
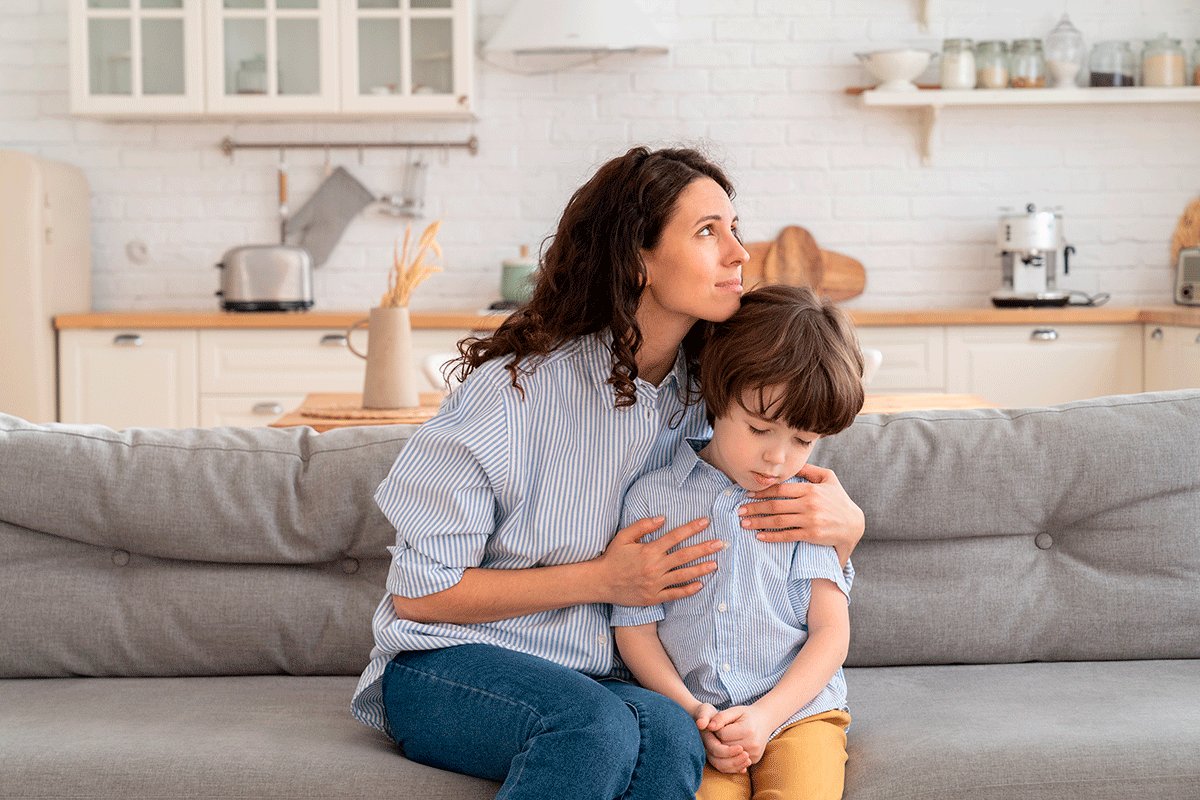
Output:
[219, 135, 479, 158]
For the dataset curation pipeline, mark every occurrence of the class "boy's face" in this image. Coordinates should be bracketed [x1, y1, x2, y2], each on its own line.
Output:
[701, 385, 823, 492]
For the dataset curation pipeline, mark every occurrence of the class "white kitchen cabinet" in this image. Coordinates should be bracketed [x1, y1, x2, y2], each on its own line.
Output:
[70, 0, 474, 117]
[58, 325, 473, 429]
[339, 0, 473, 115]
[1144, 324, 1200, 391]
[69, 0, 205, 115]
[854, 326, 946, 392]
[945, 324, 1143, 408]
[204, 0, 339, 115]
[59, 329, 200, 428]
[199, 393, 307, 426]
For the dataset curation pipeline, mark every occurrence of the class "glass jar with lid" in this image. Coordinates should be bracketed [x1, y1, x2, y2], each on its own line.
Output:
[975, 41, 1009, 88]
[941, 38, 976, 89]
[1010, 39, 1046, 87]
[1142, 34, 1186, 86]
[1044, 14, 1085, 87]
[1089, 41, 1137, 86]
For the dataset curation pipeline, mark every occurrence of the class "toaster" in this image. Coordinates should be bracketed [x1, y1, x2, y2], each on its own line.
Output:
[215, 245, 314, 312]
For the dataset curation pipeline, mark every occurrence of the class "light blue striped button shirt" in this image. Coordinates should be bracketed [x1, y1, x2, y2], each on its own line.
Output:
[351, 333, 712, 734]
[611, 437, 853, 739]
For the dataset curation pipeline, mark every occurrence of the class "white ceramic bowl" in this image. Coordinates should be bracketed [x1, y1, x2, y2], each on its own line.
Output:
[855, 48, 933, 91]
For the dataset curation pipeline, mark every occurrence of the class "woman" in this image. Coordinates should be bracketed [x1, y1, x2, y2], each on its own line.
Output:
[351, 147, 865, 799]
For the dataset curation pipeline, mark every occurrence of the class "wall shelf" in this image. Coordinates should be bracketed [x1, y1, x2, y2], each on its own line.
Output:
[856, 86, 1200, 165]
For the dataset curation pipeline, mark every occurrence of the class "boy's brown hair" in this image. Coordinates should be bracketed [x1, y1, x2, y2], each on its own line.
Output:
[699, 284, 865, 435]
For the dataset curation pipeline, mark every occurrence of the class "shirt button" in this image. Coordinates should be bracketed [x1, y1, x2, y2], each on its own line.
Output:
[722, 489, 732, 497]
[596, 634, 607, 645]
[717, 602, 728, 612]
[722, 663, 731, 673]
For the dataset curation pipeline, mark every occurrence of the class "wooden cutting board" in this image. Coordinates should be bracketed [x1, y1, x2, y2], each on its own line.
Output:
[819, 249, 867, 302]
[742, 235, 865, 302]
[762, 225, 825, 288]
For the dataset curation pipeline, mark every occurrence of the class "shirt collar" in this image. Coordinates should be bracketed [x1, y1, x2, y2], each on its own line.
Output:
[670, 436, 734, 489]
[579, 330, 688, 397]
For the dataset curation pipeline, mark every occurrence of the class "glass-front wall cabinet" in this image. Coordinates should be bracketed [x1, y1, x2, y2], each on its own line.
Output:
[205, 0, 338, 113]
[70, 0, 473, 116]
[70, 0, 204, 113]
[341, 0, 472, 114]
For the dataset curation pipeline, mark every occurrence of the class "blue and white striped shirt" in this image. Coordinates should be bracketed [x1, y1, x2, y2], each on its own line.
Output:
[351, 333, 711, 734]
[611, 437, 853, 739]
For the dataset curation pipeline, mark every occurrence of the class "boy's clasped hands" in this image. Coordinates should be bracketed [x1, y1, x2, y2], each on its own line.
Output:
[693, 701, 779, 773]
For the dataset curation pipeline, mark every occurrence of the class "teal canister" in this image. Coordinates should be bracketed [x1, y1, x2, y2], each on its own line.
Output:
[501, 244, 538, 303]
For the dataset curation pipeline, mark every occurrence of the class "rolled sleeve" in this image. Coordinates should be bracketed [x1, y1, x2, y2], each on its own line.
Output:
[791, 543, 852, 603]
[611, 603, 665, 628]
[375, 378, 508, 599]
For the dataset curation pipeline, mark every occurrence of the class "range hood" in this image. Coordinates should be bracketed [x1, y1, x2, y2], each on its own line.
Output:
[484, 0, 669, 55]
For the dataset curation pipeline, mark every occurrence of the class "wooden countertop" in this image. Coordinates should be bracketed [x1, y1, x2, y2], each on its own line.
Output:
[54, 306, 1200, 330]
[54, 310, 510, 330]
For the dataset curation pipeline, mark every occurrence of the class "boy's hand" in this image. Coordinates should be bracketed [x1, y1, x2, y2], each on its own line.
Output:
[694, 702, 751, 773]
[707, 704, 776, 765]
[700, 730, 751, 774]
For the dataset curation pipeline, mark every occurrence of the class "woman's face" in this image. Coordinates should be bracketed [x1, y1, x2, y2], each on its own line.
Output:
[639, 177, 749, 325]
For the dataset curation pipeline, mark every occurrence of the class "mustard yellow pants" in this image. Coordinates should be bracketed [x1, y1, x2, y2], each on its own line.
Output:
[695, 709, 851, 800]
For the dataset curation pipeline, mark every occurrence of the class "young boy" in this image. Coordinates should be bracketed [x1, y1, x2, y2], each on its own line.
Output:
[612, 284, 865, 800]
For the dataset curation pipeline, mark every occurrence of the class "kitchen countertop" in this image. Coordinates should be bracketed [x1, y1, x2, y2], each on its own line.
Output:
[55, 306, 1200, 330]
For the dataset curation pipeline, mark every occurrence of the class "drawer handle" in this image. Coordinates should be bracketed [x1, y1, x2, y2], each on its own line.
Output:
[252, 402, 285, 416]
[112, 334, 144, 347]
[1030, 329, 1058, 342]
[1194, 333, 1200, 345]
[1150, 328, 1164, 341]
[320, 333, 348, 347]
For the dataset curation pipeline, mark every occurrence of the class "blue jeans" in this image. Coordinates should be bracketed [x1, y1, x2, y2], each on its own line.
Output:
[381, 644, 705, 800]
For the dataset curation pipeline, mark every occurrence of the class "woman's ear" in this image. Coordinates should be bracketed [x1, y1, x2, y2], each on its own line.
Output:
[639, 250, 653, 287]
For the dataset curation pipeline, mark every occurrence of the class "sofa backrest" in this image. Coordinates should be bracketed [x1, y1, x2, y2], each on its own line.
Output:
[2, 390, 1198, 678]
[815, 390, 1200, 667]
[0, 417, 406, 678]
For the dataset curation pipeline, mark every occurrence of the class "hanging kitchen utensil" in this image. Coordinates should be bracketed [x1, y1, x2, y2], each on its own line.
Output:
[376, 154, 429, 218]
[818, 249, 867, 302]
[283, 166, 376, 268]
[277, 149, 288, 244]
[762, 225, 825, 288]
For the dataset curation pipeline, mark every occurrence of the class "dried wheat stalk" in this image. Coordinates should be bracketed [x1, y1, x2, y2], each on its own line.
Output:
[381, 220, 443, 307]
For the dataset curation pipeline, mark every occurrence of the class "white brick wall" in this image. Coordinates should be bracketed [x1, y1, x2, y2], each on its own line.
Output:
[2, 0, 1198, 311]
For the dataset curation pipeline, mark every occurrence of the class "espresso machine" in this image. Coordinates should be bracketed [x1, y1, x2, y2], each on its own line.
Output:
[991, 203, 1077, 308]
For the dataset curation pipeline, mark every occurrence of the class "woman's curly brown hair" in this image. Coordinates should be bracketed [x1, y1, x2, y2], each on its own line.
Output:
[449, 146, 736, 408]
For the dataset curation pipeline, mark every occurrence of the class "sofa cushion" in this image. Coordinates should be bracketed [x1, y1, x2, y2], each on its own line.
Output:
[844, 659, 1200, 800]
[3, 662, 1197, 800]
[813, 391, 1200, 667]
[0, 416, 408, 678]
[0, 676, 498, 799]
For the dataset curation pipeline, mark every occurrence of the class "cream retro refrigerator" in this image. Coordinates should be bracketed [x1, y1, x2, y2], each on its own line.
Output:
[0, 150, 92, 422]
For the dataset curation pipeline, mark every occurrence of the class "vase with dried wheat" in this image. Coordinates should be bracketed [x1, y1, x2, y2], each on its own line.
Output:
[346, 221, 442, 409]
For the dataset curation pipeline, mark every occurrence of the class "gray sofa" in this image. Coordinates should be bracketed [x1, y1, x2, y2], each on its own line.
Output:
[2, 390, 1198, 800]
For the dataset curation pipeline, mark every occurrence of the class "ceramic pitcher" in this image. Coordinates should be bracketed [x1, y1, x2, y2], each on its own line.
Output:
[346, 306, 420, 409]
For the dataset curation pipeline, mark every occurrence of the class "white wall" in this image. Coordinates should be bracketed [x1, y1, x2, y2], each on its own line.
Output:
[2, 0, 1198, 312]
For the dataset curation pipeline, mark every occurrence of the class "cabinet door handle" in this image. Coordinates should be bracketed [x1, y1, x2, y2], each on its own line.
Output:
[1030, 329, 1058, 342]
[252, 402, 285, 416]
[320, 334, 348, 347]
[1150, 327, 1164, 341]
[112, 334, 144, 347]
